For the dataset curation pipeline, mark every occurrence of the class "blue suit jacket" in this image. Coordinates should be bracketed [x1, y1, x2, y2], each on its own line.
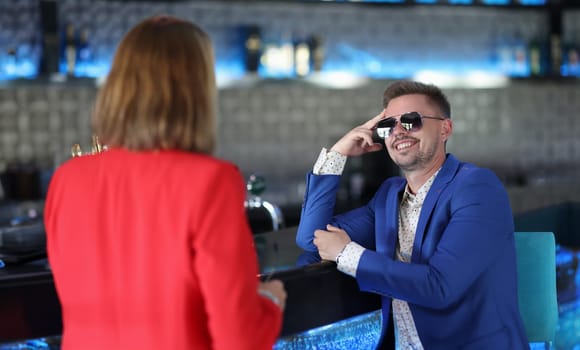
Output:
[296, 154, 529, 349]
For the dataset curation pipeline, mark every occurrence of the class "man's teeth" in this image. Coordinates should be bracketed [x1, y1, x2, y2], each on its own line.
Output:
[396, 142, 413, 151]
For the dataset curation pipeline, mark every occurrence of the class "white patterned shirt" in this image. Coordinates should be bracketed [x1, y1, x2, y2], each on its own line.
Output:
[312, 148, 440, 349]
[390, 171, 438, 350]
[313, 148, 347, 175]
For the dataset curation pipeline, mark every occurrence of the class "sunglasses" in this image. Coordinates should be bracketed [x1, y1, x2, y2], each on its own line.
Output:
[375, 111, 446, 139]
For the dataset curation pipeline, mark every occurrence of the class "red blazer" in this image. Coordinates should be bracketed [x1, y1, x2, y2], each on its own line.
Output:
[45, 148, 282, 350]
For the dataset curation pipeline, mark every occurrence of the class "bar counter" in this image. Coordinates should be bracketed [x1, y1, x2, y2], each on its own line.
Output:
[0, 226, 381, 345]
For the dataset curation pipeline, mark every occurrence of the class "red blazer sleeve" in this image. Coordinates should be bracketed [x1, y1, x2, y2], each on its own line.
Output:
[192, 164, 282, 350]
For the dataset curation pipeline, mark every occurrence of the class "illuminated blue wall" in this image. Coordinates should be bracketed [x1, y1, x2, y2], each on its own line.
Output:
[0, 0, 42, 81]
[2, 1, 579, 82]
[55, 1, 548, 79]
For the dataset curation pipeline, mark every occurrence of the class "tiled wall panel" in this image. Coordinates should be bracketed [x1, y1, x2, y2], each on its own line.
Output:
[1, 1, 580, 213]
[1, 79, 579, 213]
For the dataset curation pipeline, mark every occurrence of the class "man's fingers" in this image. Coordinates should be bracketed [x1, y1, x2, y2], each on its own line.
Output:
[358, 131, 376, 147]
[362, 111, 386, 129]
[313, 229, 326, 247]
[365, 144, 383, 153]
[326, 224, 339, 232]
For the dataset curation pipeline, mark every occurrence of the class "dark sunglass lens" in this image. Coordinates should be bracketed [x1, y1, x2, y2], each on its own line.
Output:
[376, 117, 396, 138]
[377, 117, 396, 128]
[400, 112, 423, 132]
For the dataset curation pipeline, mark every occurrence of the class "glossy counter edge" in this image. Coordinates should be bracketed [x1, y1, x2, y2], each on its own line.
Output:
[0, 258, 380, 342]
[261, 260, 381, 336]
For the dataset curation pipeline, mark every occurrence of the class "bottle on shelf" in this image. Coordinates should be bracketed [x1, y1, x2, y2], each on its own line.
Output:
[260, 31, 294, 78]
[527, 36, 548, 77]
[76, 29, 93, 77]
[5, 47, 17, 72]
[279, 31, 295, 77]
[492, 30, 532, 77]
[293, 32, 311, 78]
[492, 30, 514, 76]
[561, 37, 579, 77]
[549, 33, 562, 77]
[308, 35, 325, 73]
[511, 30, 529, 77]
[61, 23, 77, 77]
[241, 25, 262, 74]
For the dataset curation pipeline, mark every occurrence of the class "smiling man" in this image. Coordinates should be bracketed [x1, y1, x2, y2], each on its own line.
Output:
[296, 80, 529, 349]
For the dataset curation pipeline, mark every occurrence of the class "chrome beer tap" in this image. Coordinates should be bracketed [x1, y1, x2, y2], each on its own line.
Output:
[245, 174, 285, 232]
[71, 135, 106, 158]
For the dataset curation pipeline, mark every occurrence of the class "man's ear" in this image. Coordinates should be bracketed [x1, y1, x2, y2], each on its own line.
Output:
[441, 119, 453, 142]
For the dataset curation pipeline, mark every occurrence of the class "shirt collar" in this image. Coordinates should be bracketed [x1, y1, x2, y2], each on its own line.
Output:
[403, 168, 441, 205]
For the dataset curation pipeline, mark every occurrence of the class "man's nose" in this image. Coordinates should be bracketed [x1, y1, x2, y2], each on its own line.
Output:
[390, 120, 408, 137]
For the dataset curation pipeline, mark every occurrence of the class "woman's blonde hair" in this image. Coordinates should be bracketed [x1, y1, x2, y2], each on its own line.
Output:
[92, 15, 216, 154]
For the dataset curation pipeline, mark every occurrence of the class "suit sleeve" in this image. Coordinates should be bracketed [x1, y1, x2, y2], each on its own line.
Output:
[357, 169, 514, 309]
[296, 172, 377, 253]
[192, 164, 282, 350]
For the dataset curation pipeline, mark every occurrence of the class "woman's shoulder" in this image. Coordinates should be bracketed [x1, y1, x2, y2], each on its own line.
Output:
[168, 151, 239, 173]
[54, 149, 241, 181]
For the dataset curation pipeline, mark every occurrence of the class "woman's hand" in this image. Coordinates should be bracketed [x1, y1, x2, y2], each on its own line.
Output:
[258, 280, 287, 311]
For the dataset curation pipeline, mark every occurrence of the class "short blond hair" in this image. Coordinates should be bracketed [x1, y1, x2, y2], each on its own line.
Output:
[383, 80, 451, 119]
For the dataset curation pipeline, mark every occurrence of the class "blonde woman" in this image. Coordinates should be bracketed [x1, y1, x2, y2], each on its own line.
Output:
[45, 15, 285, 350]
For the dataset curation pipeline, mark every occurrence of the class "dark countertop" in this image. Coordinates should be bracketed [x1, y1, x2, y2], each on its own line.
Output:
[255, 227, 381, 336]
[0, 226, 380, 342]
[0, 259, 61, 342]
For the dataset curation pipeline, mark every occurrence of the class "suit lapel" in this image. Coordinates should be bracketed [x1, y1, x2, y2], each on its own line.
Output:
[383, 181, 406, 259]
[411, 154, 460, 262]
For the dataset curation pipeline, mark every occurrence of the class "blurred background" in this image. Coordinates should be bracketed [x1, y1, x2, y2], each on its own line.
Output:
[0, 0, 579, 217]
[2, 1, 580, 349]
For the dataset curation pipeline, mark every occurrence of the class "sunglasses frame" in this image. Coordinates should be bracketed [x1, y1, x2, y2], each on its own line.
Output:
[375, 111, 446, 139]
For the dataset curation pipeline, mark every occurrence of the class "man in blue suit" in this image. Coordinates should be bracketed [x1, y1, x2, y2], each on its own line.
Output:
[296, 80, 529, 349]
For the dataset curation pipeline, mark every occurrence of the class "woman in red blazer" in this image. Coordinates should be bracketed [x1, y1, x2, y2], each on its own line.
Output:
[45, 15, 285, 350]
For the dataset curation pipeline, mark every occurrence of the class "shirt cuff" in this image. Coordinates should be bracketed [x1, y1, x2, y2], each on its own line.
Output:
[313, 148, 347, 175]
[258, 289, 282, 309]
[336, 242, 365, 277]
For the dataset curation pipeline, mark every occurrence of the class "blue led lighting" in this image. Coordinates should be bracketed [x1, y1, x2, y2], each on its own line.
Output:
[561, 64, 580, 77]
[518, 0, 546, 5]
[448, 0, 474, 4]
[481, 0, 510, 5]
[1, 37, 538, 82]
[2, 55, 529, 82]
[0, 338, 53, 349]
[58, 60, 111, 79]
[274, 310, 382, 350]
[0, 58, 39, 80]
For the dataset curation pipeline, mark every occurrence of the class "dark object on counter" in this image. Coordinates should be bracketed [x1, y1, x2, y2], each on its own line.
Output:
[0, 258, 60, 342]
[0, 162, 42, 201]
[0, 220, 46, 264]
[248, 207, 280, 234]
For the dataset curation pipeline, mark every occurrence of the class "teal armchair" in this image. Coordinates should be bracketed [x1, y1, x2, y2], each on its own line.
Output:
[514, 232, 559, 348]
